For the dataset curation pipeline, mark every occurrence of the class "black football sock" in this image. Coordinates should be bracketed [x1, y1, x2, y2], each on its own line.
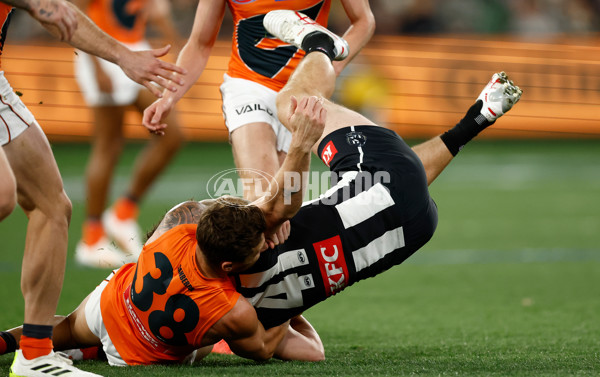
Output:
[301, 31, 336, 61]
[0, 331, 17, 354]
[440, 100, 494, 156]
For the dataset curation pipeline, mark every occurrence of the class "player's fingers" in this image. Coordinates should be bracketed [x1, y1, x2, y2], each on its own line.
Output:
[156, 68, 185, 86]
[143, 81, 163, 98]
[152, 44, 171, 58]
[151, 76, 178, 93]
[159, 60, 187, 76]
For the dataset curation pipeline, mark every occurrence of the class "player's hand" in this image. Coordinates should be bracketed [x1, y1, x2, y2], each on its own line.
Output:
[119, 45, 187, 98]
[287, 95, 326, 151]
[143, 97, 174, 135]
[28, 0, 78, 41]
[264, 220, 291, 249]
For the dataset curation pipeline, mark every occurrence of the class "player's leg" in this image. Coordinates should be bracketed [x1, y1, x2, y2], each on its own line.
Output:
[413, 72, 523, 185]
[0, 147, 17, 220]
[273, 315, 324, 361]
[75, 105, 129, 268]
[0, 124, 105, 376]
[101, 90, 184, 256]
[230, 123, 284, 201]
[219, 75, 288, 201]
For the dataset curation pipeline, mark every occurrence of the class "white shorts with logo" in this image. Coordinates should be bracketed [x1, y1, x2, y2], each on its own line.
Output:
[0, 71, 36, 146]
[84, 271, 127, 367]
[220, 74, 292, 153]
[75, 41, 149, 107]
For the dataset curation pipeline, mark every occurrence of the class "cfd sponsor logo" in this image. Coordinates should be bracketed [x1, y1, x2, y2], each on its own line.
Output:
[320, 141, 338, 167]
[313, 235, 348, 296]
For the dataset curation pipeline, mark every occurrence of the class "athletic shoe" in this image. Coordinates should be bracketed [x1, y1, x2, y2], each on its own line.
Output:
[477, 71, 523, 122]
[102, 209, 143, 261]
[75, 236, 129, 268]
[263, 10, 349, 61]
[10, 350, 103, 377]
[211, 339, 234, 355]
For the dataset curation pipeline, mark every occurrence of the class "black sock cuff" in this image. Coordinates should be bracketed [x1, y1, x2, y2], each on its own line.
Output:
[301, 31, 336, 61]
[440, 100, 493, 156]
[1, 332, 17, 353]
[22, 324, 53, 339]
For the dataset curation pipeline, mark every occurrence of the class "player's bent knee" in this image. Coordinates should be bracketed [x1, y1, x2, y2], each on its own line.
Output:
[0, 195, 16, 221]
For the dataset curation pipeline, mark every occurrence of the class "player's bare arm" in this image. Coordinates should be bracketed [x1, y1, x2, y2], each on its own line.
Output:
[4, 0, 78, 41]
[332, 0, 375, 76]
[254, 96, 326, 231]
[207, 297, 290, 361]
[34, 1, 186, 96]
[143, 0, 226, 133]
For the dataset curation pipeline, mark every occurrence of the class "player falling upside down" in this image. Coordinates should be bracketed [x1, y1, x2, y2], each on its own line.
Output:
[0, 10, 522, 366]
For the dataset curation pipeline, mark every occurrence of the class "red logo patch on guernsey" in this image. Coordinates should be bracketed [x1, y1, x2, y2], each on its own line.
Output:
[320, 141, 338, 167]
[313, 235, 349, 296]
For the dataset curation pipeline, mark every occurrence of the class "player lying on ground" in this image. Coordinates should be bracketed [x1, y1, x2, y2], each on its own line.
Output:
[0, 10, 522, 366]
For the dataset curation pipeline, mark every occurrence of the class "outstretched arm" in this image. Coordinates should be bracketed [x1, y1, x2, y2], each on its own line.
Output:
[23, 0, 186, 96]
[3, 0, 77, 41]
[332, 0, 375, 76]
[143, 0, 226, 133]
[253, 96, 326, 232]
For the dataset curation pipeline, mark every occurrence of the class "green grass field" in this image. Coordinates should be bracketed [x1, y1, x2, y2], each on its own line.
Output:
[1, 140, 599, 376]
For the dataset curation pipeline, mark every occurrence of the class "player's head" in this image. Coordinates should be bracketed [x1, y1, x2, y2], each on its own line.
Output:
[196, 196, 267, 273]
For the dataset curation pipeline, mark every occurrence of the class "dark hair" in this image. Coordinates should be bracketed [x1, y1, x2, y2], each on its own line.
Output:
[196, 196, 267, 267]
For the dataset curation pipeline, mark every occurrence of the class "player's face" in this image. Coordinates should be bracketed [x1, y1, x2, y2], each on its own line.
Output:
[233, 234, 264, 272]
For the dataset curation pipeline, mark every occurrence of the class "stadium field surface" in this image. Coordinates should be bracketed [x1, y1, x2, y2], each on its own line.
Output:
[0, 140, 598, 376]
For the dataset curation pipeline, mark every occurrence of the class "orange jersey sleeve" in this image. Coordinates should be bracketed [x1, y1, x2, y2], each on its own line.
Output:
[100, 224, 241, 365]
[87, 0, 148, 43]
[226, 0, 332, 92]
[0, 4, 14, 68]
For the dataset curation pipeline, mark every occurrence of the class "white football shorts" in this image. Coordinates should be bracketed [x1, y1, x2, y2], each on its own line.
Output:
[84, 271, 127, 367]
[0, 71, 36, 146]
[75, 40, 150, 107]
[220, 74, 292, 153]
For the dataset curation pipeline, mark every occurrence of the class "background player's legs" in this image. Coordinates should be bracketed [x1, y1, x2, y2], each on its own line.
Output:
[230, 122, 286, 201]
[0, 148, 17, 221]
[3, 123, 72, 357]
[76, 104, 127, 267]
[127, 90, 184, 202]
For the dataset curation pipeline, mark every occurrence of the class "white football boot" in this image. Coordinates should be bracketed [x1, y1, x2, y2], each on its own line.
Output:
[10, 350, 103, 377]
[263, 10, 349, 61]
[477, 71, 523, 123]
[75, 236, 129, 268]
[102, 209, 143, 262]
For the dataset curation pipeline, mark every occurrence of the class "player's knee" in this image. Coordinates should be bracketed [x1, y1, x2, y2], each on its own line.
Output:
[0, 180, 17, 221]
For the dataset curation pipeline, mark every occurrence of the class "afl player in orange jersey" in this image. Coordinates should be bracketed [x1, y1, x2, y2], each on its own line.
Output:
[143, 0, 375, 201]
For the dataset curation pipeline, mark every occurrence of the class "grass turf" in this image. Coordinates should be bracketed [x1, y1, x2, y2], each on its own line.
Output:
[0, 140, 598, 376]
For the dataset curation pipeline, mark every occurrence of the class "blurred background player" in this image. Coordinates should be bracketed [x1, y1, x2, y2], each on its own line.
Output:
[0, 0, 185, 375]
[72, 0, 185, 268]
[143, 0, 375, 201]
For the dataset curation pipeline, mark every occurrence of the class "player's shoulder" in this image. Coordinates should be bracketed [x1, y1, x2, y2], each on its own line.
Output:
[147, 200, 215, 242]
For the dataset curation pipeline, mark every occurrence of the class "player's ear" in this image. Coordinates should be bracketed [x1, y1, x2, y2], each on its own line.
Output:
[221, 261, 233, 273]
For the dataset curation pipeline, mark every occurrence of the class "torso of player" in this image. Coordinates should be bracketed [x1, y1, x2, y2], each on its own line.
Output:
[100, 224, 241, 364]
[226, 0, 332, 92]
[87, 0, 148, 43]
[0, 3, 14, 69]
